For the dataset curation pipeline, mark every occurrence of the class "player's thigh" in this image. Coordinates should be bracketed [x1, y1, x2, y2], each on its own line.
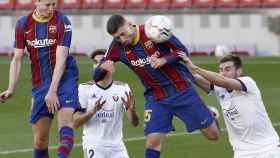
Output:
[57, 107, 75, 128]
[83, 146, 106, 158]
[32, 117, 52, 145]
[172, 88, 214, 133]
[144, 102, 174, 135]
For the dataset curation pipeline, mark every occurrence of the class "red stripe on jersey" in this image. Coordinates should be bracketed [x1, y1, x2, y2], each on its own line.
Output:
[58, 15, 65, 45]
[139, 25, 187, 91]
[26, 14, 42, 86]
[124, 46, 166, 100]
[47, 12, 58, 74]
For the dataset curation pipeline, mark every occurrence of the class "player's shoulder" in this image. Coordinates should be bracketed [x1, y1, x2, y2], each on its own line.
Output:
[113, 80, 128, 86]
[237, 76, 256, 85]
[79, 80, 96, 89]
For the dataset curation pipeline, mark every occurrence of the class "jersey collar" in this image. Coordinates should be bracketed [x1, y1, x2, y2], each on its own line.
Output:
[32, 9, 53, 23]
[96, 81, 113, 90]
[131, 25, 140, 45]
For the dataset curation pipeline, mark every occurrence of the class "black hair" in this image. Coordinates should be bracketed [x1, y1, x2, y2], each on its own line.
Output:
[106, 14, 125, 35]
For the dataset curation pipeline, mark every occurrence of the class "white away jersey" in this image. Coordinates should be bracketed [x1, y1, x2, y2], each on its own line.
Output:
[210, 76, 279, 155]
[78, 80, 131, 148]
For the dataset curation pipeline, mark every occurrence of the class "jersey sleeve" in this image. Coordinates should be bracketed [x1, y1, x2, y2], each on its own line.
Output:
[237, 76, 257, 93]
[14, 17, 26, 49]
[78, 84, 89, 109]
[58, 15, 72, 48]
[159, 34, 189, 64]
[104, 41, 121, 62]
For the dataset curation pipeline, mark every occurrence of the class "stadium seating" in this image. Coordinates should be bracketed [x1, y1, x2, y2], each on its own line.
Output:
[148, 0, 171, 9]
[215, 0, 239, 8]
[170, 0, 192, 9]
[15, 0, 35, 9]
[192, 0, 215, 8]
[262, 0, 280, 7]
[59, 0, 81, 9]
[103, 0, 125, 9]
[82, 0, 104, 9]
[0, 0, 15, 9]
[125, 0, 148, 9]
[239, 0, 261, 8]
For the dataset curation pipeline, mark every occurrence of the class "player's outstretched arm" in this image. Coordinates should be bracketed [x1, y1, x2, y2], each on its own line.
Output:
[73, 97, 106, 128]
[178, 52, 243, 91]
[122, 91, 139, 127]
[0, 48, 24, 103]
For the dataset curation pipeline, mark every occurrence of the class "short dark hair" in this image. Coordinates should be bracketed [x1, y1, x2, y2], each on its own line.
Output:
[90, 49, 106, 61]
[219, 55, 242, 69]
[107, 14, 125, 35]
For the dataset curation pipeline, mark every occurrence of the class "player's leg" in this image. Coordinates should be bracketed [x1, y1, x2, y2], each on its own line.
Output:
[173, 87, 220, 141]
[144, 102, 173, 158]
[57, 107, 75, 158]
[56, 79, 80, 158]
[145, 133, 166, 158]
[109, 146, 130, 158]
[30, 96, 54, 158]
[32, 117, 52, 158]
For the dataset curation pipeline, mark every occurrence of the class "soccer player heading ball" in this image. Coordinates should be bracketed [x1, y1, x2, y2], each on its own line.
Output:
[93, 14, 220, 158]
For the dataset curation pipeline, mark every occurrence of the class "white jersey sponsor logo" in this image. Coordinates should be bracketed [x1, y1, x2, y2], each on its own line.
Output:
[26, 38, 57, 48]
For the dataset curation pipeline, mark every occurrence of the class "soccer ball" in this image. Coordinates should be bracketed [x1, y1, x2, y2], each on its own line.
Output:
[144, 15, 173, 43]
[208, 106, 220, 119]
[215, 45, 230, 58]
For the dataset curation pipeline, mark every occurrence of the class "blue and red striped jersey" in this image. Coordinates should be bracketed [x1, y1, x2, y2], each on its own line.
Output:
[14, 10, 78, 88]
[104, 25, 194, 102]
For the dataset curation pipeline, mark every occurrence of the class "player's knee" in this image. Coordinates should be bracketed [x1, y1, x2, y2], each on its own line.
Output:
[34, 136, 49, 149]
[206, 130, 220, 141]
[146, 134, 165, 150]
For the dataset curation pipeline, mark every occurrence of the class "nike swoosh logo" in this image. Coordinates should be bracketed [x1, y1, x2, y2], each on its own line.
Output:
[25, 29, 32, 34]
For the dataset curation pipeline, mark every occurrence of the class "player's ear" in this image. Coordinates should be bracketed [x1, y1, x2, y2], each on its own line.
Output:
[236, 68, 242, 76]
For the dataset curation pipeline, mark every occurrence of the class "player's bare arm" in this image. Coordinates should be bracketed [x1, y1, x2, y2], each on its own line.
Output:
[45, 46, 68, 113]
[121, 91, 139, 127]
[73, 97, 106, 128]
[178, 52, 243, 91]
[149, 56, 168, 69]
[0, 48, 24, 103]
[99, 60, 116, 74]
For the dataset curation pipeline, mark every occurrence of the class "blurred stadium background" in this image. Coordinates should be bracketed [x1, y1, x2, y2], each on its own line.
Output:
[0, 0, 280, 158]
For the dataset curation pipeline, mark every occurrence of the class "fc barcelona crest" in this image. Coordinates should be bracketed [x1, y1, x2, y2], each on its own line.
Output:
[48, 26, 57, 33]
[144, 40, 154, 49]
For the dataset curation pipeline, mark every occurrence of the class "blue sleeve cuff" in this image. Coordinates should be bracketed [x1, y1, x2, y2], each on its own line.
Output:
[165, 56, 180, 64]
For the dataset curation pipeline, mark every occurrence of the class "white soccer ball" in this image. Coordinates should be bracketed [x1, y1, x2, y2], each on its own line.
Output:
[208, 106, 220, 119]
[215, 45, 230, 58]
[144, 15, 173, 43]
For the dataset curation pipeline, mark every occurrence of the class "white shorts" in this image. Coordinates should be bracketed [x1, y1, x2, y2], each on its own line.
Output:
[83, 145, 129, 158]
[234, 146, 280, 158]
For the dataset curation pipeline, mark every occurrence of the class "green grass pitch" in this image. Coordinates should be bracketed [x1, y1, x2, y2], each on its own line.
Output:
[0, 56, 279, 158]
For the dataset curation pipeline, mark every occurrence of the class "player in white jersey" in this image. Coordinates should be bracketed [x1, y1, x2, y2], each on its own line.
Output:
[178, 53, 280, 158]
[73, 49, 140, 158]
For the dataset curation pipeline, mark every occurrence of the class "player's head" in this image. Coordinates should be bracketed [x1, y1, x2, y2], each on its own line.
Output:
[35, 0, 57, 17]
[219, 55, 243, 79]
[107, 14, 136, 46]
[90, 49, 106, 68]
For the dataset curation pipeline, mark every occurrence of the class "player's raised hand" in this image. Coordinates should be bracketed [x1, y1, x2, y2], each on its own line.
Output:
[149, 56, 167, 69]
[178, 52, 192, 65]
[0, 89, 13, 103]
[100, 60, 115, 74]
[45, 91, 60, 114]
[121, 91, 136, 111]
[91, 97, 106, 114]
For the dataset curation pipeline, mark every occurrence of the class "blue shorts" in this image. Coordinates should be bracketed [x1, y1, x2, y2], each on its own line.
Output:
[29, 79, 80, 124]
[144, 86, 214, 135]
